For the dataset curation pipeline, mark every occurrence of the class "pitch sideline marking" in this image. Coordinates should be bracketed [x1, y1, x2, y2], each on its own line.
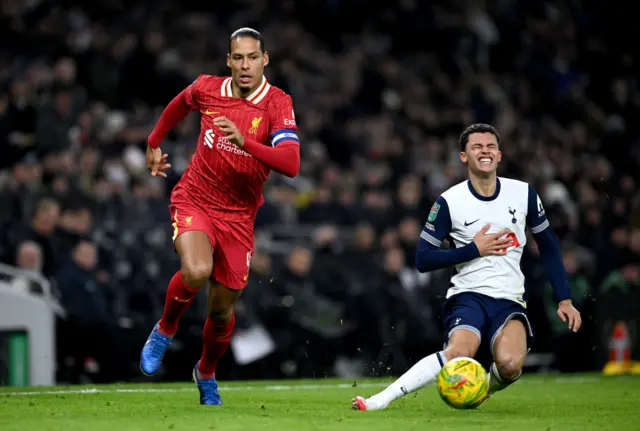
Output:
[2, 383, 386, 396]
[0, 376, 616, 397]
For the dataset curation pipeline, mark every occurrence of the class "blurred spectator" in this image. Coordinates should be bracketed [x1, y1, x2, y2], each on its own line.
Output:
[55, 240, 132, 383]
[3, 196, 60, 277]
[55, 240, 110, 325]
[7, 240, 45, 294]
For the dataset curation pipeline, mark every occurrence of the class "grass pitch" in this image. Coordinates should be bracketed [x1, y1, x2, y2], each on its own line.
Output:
[1, 374, 638, 431]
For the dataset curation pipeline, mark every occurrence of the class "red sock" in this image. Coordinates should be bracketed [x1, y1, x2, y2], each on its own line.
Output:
[158, 270, 199, 337]
[197, 314, 235, 379]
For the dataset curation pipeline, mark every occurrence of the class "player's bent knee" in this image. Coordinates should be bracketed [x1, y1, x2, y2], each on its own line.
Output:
[444, 338, 479, 360]
[495, 354, 525, 380]
[175, 230, 214, 288]
[206, 282, 241, 323]
[208, 306, 233, 324]
[444, 329, 481, 360]
[444, 346, 477, 361]
[181, 261, 213, 289]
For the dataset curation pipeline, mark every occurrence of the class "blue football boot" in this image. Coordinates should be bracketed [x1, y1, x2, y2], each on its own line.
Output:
[193, 361, 222, 405]
[140, 322, 173, 376]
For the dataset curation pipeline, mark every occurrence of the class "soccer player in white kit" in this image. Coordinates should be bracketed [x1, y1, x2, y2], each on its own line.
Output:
[353, 123, 582, 411]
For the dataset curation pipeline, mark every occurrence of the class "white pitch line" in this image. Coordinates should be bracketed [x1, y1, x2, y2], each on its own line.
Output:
[1, 382, 387, 397]
[0, 375, 626, 397]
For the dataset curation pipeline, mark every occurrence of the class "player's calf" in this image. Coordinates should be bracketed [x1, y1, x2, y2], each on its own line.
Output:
[197, 283, 241, 380]
[197, 312, 236, 379]
[156, 231, 214, 337]
[158, 270, 201, 336]
[157, 230, 213, 336]
[141, 231, 213, 376]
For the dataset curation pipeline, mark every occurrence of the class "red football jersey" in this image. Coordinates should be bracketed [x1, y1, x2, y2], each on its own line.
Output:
[171, 75, 299, 222]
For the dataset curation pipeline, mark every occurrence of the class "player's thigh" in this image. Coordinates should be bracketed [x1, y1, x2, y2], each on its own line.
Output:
[210, 221, 254, 291]
[206, 281, 243, 318]
[170, 204, 215, 284]
[492, 319, 527, 360]
[442, 293, 488, 359]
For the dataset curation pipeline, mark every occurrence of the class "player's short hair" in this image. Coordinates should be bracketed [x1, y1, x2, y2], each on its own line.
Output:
[229, 27, 265, 53]
[459, 123, 501, 152]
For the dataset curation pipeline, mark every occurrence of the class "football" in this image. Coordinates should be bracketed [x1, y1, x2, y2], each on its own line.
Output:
[436, 357, 489, 409]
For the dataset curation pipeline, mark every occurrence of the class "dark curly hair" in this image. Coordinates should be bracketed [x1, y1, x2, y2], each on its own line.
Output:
[459, 123, 501, 152]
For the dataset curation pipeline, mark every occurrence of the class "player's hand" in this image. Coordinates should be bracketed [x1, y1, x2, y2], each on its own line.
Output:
[146, 146, 171, 178]
[214, 117, 244, 148]
[473, 224, 513, 257]
[557, 299, 582, 332]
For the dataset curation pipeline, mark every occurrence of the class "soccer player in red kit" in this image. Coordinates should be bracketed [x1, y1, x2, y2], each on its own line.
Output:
[140, 27, 300, 405]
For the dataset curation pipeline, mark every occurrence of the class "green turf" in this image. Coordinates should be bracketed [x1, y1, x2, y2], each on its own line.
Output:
[1, 374, 638, 430]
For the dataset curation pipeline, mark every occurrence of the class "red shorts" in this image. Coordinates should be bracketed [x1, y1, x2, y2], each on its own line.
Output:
[169, 201, 254, 290]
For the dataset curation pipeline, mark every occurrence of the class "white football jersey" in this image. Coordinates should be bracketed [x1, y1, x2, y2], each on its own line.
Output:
[419, 177, 549, 306]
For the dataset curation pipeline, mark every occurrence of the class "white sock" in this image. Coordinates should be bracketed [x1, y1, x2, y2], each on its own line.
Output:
[366, 351, 446, 410]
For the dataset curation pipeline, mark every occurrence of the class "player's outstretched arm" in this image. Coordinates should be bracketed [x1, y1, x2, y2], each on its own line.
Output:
[527, 185, 582, 332]
[148, 86, 197, 149]
[145, 82, 199, 177]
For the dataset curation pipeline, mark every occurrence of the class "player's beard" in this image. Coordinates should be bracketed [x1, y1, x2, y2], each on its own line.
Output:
[236, 75, 256, 94]
[237, 81, 252, 94]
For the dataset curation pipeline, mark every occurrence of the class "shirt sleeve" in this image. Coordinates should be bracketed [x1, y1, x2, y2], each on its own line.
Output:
[268, 94, 299, 147]
[526, 184, 550, 234]
[419, 196, 452, 248]
[184, 74, 217, 110]
[415, 197, 480, 273]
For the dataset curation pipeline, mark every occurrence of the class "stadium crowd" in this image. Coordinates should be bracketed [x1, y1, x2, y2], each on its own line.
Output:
[1, 0, 639, 383]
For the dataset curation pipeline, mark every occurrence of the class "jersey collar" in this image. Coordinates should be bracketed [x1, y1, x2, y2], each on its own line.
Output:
[467, 177, 501, 201]
[221, 76, 271, 104]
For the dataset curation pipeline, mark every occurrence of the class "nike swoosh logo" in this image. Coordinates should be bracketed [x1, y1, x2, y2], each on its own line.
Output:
[464, 219, 479, 226]
[204, 109, 219, 115]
